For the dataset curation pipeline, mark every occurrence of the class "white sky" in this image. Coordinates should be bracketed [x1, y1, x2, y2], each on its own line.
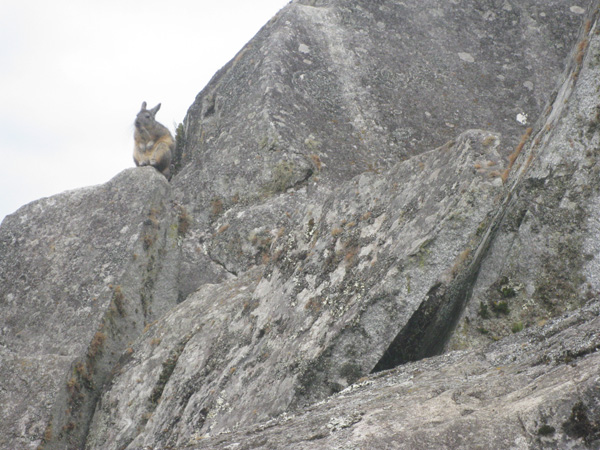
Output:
[0, 0, 290, 222]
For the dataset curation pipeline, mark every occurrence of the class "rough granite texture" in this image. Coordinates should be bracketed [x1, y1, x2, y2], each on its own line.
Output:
[86, 129, 508, 450]
[1, 1, 600, 449]
[186, 301, 600, 450]
[0, 168, 182, 449]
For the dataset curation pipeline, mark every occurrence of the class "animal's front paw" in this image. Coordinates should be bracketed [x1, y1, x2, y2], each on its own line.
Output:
[150, 158, 157, 166]
[139, 161, 149, 166]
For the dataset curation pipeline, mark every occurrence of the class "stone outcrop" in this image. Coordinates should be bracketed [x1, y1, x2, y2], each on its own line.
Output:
[183, 301, 600, 449]
[0, 168, 181, 449]
[85, 129, 509, 449]
[1, 1, 600, 449]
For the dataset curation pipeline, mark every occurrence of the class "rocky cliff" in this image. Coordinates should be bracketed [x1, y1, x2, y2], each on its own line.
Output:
[2, 1, 600, 449]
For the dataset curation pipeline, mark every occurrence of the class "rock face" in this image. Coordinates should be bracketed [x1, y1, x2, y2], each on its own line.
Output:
[0, 168, 184, 449]
[186, 301, 600, 450]
[86, 129, 508, 450]
[1, 1, 600, 449]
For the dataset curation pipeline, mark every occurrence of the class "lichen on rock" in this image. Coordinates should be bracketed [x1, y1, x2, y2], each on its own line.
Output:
[2, 1, 600, 449]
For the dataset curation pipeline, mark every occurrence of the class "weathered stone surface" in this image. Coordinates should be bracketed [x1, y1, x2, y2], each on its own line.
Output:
[174, 0, 583, 202]
[1, 1, 600, 450]
[170, 0, 587, 299]
[448, 1, 600, 351]
[0, 168, 187, 449]
[85, 129, 507, 449]
[183, 300, 600, 450]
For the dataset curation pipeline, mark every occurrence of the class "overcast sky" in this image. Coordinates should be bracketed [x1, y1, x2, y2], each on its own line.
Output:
[0, 0, 290, 222]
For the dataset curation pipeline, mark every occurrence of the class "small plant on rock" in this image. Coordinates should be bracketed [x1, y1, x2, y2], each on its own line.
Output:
[511, 321, 524, 333]
[491, 300, 510, 315]
[478, 302, 490, 319]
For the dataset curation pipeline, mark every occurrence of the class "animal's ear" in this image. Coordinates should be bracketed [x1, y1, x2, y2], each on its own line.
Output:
[150, 103, 161, 115]
[141, 101, 147, 111]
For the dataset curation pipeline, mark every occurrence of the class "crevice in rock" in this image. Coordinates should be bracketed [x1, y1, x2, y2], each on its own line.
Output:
[208, 254, 239, 277]
[371, 194, 514, 373]
[563, 400, 600, 446]
[38, 201, 178, 450]
[371, 274, 476, 372]
[202, 93, 217, 119]
[293, 166, 314, 190]
[370, 24, 599, 364]
[149, 335, 192, 407]
[112, 334, 194, 450]
[369, 54, 583, 369]
[262, 162, 314, 197]
[40, 292, 141, 450]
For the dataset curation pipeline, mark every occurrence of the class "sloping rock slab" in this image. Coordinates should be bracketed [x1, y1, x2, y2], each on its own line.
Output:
[448, 3, 600, 349]
[0, 168, 180, 449]
[86, 130, 508, 448]
[174, 0, 586, 206]
[188, 300, 600, 450]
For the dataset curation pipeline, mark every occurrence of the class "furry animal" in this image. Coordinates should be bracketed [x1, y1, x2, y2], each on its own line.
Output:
[133, 102, 174, 178]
